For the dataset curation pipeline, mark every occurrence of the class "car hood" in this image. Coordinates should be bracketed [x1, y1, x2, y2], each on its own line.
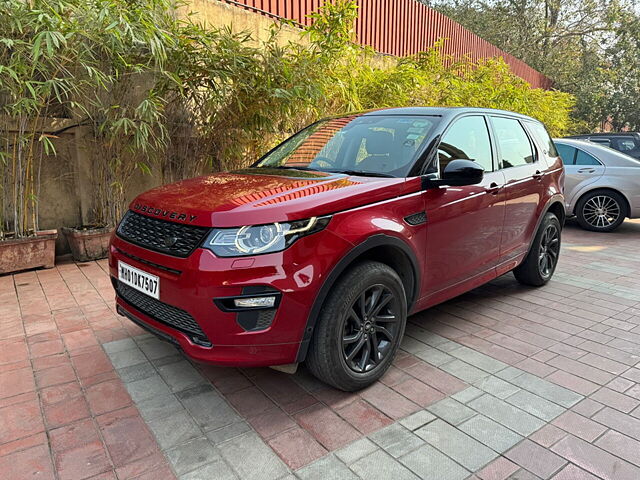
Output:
[129, 168, 415, 228]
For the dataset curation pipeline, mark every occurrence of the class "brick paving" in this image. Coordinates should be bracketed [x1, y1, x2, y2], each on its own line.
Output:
[1, 219, 640, 479]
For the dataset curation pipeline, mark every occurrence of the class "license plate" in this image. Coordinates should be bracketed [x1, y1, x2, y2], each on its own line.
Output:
[118, 261, 160, 299]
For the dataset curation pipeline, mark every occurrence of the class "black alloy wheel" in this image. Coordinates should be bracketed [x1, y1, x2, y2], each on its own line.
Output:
[538, 223, 560, 279]
[306, 261, 407, 391]
[341, 284, 401, 374]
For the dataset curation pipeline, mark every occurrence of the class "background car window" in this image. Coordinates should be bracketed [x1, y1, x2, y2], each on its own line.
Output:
[526, 121, 558, 157]
[437, 116, 493, 173]
[613, 138, 638, 152]
[491, 117, 535, 168]
[575, 149, 602, 166]
[590, 138, 611, 147]
[555, 143, 576, 164]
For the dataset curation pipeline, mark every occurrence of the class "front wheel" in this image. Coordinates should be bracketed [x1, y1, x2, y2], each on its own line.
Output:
[306, 261, 407, 391]
[513, 212, 561, 287]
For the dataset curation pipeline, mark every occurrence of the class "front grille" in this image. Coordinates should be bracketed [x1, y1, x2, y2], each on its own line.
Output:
[117, 210, 210, 258]
[116, 281, 210, 342]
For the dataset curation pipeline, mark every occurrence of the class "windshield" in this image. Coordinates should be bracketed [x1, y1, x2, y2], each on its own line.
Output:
[254, 115, 438, 177]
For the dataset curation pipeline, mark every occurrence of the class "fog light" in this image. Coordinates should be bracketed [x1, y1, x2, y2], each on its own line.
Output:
[233, 296, 276, 309]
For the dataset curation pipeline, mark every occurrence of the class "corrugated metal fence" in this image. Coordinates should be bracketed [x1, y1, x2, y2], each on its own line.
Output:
[220, 0, 551, 89]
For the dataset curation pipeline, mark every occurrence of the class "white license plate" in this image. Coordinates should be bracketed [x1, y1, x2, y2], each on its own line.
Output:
[118, 261, 160, 299]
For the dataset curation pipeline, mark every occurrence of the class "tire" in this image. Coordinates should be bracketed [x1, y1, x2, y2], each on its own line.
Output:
[306, 261, 407, 391]
[575, 189, 627, 232]
[513, 212, 561, 287]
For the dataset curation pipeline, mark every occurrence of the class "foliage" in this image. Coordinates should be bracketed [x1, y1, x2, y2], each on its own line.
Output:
[0, 0, 575, 238]
[430, 0, 640, 131]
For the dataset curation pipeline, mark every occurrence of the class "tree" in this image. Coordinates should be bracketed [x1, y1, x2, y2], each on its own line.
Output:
[430, 0, 640, 131]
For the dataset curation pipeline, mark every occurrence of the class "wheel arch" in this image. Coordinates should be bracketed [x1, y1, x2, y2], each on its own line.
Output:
[295, 234, 420, 363]
[573, 186, 631, 218]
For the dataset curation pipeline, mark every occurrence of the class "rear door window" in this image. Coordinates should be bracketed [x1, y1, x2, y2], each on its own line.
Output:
[491, 117, 536, 169]
[575, 150, 602, 166]
[555, 144, 576, 165]
[526, 121, 558, 157]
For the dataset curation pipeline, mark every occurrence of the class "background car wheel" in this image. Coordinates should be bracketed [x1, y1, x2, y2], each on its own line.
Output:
[513, 212, 561, 287]
[575, 189, 627, 232]
[306, 261, 407, 391]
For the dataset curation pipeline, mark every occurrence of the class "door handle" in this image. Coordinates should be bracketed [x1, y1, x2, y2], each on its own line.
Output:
[532, 170, 543, 181]
[487, 182, 502, 195]
[577, 168, 596, 174]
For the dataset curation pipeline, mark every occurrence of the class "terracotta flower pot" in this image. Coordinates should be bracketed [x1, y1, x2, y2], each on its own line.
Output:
[61, 226, 114, 262]
[0, 230, 58, 275]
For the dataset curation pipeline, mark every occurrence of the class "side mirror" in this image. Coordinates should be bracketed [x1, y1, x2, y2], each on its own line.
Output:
[422, 159, 484, 189]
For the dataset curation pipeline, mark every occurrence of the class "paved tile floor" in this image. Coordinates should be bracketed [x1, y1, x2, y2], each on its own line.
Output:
[2, 219, 640, 479]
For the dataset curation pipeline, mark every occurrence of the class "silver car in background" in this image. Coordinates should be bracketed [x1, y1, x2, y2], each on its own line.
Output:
[554, 138, 640, 232]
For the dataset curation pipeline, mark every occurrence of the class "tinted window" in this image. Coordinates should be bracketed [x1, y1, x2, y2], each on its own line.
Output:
[575, 149, 601, 166]
[526, 121, 558, 156]
[614, 138, 638, 152]
[555, 143, 576, 165]
[255, 115, 437, 177]
[492, 117, 535, 168]
[437, 116, 493, 173]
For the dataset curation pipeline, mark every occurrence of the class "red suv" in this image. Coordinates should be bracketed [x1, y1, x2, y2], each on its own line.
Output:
[109, 107, 565, 391]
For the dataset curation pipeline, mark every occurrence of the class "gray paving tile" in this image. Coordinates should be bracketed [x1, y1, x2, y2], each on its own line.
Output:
[138, 337, 179, 360]
[125, 375, 171, 403]
[427, 398, 475, 425]
[151, 353, 185, 367]
[458, 415, 523, 453]
[205, 422, 252, 446]
[496, 367, 526, 381]
[350, 450, 419, 480]
[147, 410, 202, 450]
[137, 393, 185, 422]
[335, 438, 379, 465]
[180, 388, 241, 431]
[399, 444, 469, 480]
[117, 362, 156, 383]
[451, 386, 483, 404]
[296, 454, 358, 479]
[439, 359, 490, 383]
[468, 394, 546, 436]
[448, 346, 508, 373]
[414, 346, 454, 367]
[166, 436, 221, 475]
[415, 419, 498, 471]
[103, 337, 137, 354]
[505, 390, 565, 422]
[369, 423, 424, 458]
[108, 346, 147, 369]
[218, 432, 288, 480]
[179, 458, 238, 480]
[158, 360, 208, 393]
[399, 410, 436, 431]
[474, 376, 521, 399]
[509, 372, 583, 408]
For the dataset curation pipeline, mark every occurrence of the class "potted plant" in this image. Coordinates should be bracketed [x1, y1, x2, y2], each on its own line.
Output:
[0, 1, 98, 273]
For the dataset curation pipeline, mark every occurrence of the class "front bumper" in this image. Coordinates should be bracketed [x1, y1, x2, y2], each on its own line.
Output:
[109, 229, 351, 367]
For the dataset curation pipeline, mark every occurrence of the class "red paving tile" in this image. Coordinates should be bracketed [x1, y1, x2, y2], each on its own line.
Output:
[43, 395, 91, 428]
[114, 451, 173, 479]
[54, 440, 112, 480]
[0, 444, 55, 480]
[552, 411, 608, 442]
[86, 380, 132, 416]
[35, 363, 76, 389]
[99, 411, 158, 467]
[392, 377, 446, 407]
[226, 386, 278, 417]
[294, 403, 361, 450]
[359, 382, 421, 420]
[0, 367, 35, 399]
[248, 407, 297, 439]
[0, 397, 44, 444]
[267, 427, 328, 470]
[476, 457, 520, 480]
[336, 398, 393, 434]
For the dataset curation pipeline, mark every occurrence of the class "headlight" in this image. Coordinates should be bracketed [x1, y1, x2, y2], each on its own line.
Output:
[203, 216, 331, 257]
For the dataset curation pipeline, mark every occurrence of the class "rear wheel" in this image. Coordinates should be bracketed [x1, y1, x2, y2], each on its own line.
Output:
[575, 189, 627, 232]
[306, 261, 407, 391]
[513, 212, 561, 286]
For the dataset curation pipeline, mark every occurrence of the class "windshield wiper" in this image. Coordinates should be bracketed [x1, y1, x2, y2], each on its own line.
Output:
[271, 165, 318, 171]
[324, 169, 394, 178]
